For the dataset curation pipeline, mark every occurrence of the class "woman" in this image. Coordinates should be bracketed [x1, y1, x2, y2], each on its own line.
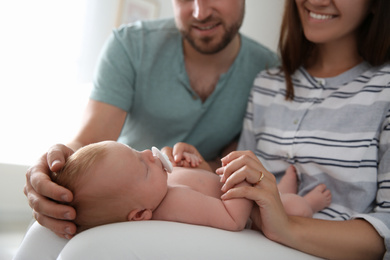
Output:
[218, 0, 390, 259]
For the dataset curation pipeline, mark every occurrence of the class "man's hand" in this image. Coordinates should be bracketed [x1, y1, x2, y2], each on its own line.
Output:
[24, 144, 77, 239]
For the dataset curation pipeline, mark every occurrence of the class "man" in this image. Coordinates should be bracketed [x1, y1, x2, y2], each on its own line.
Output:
[23, 0, 277, 242]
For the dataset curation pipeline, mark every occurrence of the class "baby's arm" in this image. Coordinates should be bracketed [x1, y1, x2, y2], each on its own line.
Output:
[154, 182, 253, 231]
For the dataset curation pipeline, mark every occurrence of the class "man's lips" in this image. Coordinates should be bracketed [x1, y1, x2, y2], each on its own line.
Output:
[193, 23, 219, 30]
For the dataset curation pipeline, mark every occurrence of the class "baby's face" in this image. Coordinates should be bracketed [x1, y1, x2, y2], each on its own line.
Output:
[86, 142, 169, 211]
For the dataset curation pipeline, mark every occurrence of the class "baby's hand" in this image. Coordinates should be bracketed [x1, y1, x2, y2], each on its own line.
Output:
[162, 142, 211, 171]
[176, 151, 201, 168]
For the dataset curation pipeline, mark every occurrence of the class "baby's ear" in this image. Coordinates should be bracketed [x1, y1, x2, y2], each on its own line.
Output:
[127, 209, 153, 221]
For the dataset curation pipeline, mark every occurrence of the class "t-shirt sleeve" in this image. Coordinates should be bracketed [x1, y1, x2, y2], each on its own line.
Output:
[90, 28, 138, 112]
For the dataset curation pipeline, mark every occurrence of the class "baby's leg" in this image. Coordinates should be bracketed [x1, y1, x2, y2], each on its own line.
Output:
[281, 194, 314, 217]
[277, 165, 298, 194]
[303, 184, 332, 214]
[281, 184, 332, 218]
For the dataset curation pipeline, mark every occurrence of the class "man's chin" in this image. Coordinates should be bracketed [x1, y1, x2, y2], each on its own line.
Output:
[186, 38, 229, 55]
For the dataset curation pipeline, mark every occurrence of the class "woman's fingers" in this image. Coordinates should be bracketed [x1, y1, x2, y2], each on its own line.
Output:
[220, 150, 258, 166]
[220, 158, 291, 241]
[221, 177, 289, 239]
[216, 150, 268, 191]
[221, 165, 262, 192]
[221, 171, 276, 201]
[221, 185, 258, 201]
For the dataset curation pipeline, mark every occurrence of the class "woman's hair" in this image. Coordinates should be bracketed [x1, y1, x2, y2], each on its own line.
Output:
[278, 0, 390, 100]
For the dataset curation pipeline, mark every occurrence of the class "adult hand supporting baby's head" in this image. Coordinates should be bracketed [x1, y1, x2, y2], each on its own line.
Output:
[24, 143, 77, 239]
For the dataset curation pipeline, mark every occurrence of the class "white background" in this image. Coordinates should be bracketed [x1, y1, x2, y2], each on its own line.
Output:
[0, 0, 283, 166]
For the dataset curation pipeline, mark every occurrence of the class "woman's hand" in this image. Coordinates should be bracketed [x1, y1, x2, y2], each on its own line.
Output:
[216, 151, 386, 259]
[216, 150, 291, 243]
[24, 144, 77, 239]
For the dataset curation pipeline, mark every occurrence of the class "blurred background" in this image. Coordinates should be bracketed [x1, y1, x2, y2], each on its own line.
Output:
[0, 0, 283, 259]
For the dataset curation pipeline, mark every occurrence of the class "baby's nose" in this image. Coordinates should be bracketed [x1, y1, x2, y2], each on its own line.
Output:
[142, 149, 156, 162]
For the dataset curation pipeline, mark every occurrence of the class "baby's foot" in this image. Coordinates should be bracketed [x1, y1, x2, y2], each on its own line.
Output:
[303, 184, 332, 213]
[278, 165, 298, 194]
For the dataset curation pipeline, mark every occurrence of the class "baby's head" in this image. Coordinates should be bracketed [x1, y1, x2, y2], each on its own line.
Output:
[52, 141, 169, 233]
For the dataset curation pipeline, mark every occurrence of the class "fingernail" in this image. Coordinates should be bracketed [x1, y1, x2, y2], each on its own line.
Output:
[221, 184, 226, 192]
[61, 194, 70, 202]
[65, 226, 72, 235]
[64, 212, 72, 220]
[51, 160, 61, 168]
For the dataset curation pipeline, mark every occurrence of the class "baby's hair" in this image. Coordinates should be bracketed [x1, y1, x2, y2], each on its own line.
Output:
[51, 142, 110, 232]
[52, 142, 109, 192]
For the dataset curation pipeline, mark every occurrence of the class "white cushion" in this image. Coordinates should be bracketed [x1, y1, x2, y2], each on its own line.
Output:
[15, 221, 321, 260]
[59, 221, 321, 260]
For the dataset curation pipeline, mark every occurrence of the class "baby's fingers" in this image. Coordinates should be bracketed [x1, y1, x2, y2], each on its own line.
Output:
[183, 152, 201, 167]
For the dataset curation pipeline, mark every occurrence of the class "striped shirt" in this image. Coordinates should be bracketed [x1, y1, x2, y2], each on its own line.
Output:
[238, 62, 390, 257]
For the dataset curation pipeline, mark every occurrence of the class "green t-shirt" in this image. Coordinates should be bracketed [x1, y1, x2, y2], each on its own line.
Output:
[91, 18, 278, 160]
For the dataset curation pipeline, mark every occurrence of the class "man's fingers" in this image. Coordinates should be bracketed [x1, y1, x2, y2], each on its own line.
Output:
[30, 171, 73, 202]
[28, 189, 75, 220]
[33, 210, 77, 238]
[47, 144, 74, 172]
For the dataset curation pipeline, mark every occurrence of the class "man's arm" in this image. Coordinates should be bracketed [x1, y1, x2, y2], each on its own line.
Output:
[70, 99, 127, 148]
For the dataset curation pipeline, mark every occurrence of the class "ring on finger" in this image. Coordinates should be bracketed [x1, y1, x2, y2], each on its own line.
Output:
[254, 171, 264, 186]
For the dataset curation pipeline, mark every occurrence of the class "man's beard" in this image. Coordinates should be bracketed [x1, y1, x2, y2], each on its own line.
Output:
[181, 22, 241, 55]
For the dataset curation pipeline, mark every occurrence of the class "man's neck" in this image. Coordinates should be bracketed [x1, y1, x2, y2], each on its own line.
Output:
[183, 35, 241, 102]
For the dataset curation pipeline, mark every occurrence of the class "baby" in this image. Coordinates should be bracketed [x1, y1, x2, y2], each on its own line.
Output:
[52, 141, 331, 233]
[52, 141, 253, 233]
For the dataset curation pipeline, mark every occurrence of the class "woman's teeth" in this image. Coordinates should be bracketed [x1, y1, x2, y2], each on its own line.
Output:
[309, 11, 334, 20]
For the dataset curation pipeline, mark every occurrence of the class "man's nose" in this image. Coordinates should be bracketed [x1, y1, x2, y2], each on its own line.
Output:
[192, 0, 212, 21]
